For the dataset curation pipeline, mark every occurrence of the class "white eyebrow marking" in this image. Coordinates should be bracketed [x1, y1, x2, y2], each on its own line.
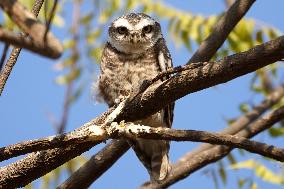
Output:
[113, 18, 133, 30]
[135, 18, 155, 30]
[113, 17, 155, 31]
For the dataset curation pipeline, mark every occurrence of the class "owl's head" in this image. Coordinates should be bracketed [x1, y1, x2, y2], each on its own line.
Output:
[108, 13, 162, 54]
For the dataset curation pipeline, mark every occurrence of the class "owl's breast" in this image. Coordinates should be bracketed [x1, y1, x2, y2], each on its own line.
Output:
[123, 58, 159, 87]
[99, 44, 160, 106]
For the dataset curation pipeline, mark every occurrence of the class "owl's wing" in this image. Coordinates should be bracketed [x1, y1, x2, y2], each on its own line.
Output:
[157, 38, 174, 128]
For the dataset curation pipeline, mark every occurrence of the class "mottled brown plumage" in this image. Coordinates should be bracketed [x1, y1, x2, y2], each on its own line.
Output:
[97, 13, 174, 182]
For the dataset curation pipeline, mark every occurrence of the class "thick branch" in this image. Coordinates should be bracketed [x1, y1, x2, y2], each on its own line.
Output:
[0, 108, 113, 189]
[3, 36, 282, 188]
[58, 0, 257, 186]
[177, 84, 284, 160]
[2, 118, 284, 165]
[60, 85, 284, 189]
[0, 28, 62, 58]
[143, 104, 284, 188]
[57, 140, 130, 189]
[0, 121, 106, 162]
[0, 0, 63, 58]
[0, 144, 95, 189]
[119, 124, 284, 161]
[118, 36, 284, 122]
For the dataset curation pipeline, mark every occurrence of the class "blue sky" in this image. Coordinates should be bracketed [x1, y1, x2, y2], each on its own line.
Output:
[1, 1, 284, 189]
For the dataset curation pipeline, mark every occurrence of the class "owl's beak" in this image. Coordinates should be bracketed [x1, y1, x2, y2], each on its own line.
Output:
[130, 33, 140, 44]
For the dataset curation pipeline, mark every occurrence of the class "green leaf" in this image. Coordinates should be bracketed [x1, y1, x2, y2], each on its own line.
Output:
[203, 16, 217, 37]
[181, 30, 191, 50]
[68, 82, 86, 104]
[24, 182, 33, 189]
[238, 178, 249, 189]
[63, 39, 76, 50]
[228, 31, 240, 52]
[255, 30, 263, 44]
[55, 68, 81, 85]
[266, 28, 279, 39]
[86, 29, 102, 44]
[239, 103, 250, 113]
[250, 182, 258, 189]
[219, 166, 227, 184]
[190, 15, 204, 44]
[88, 46, 103, 62]
[269, 63, 278, 78]
[269, 127, 284, 137]
[80, 13, 94, 25]
[126, 0, 137, 10]
[227, 153, 236, 164]
[230, 159, 284, 185]
[52, 14, 65, 27]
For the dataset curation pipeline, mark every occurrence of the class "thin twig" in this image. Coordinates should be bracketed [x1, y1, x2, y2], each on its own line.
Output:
[44, 0, 59, 42]
[0, 0, 45, 95]
[0, 43, 9, 71]
[0, 47, 21, 95]
[56, 0, 80, 134]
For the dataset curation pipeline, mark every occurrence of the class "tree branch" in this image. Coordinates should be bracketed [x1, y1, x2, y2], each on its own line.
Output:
[44, 0, 59, 41]
[0, 0, 63, 58]
[175, 84, 284, 161]
[57, 0, 257, 186]
[9, 26, 282, 189]
[0, 97, 128, 162]
[57, 140, 130, 189]
[3, 118, 284, 163]
[0, 27, 62, 58]
[0, 43, 9, 71]
[0, 121, 105, 162]
[142, 103, 284, 188]
[118, 36, 284, 122]
[0, 108, 114, 189]
[0, 0, 45, 96]
[2, 1, 281, 187]
[1, 82, 284, 188]
[0, 143, 96, 189]
[60, 84, 284, 189]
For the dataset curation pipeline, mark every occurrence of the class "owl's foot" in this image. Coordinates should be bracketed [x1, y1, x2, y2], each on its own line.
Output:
[114, 95, 127, 105]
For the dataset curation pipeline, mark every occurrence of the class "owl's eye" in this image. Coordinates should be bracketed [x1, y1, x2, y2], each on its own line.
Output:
[142, 25, 153, 33]
[117, 26, 128, 34]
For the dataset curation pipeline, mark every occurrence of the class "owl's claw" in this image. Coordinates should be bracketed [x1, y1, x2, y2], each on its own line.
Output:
[114, 95, 127, 105]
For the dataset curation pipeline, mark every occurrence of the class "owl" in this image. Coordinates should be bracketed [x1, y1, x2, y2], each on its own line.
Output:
[97, 13, 174, 182]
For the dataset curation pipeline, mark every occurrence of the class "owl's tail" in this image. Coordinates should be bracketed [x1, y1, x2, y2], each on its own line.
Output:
[131, 138, 171, 182]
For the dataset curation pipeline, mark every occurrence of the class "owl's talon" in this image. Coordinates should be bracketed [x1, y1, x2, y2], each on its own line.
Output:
[139, 79, 151, 92]
[114, 95, 127, 105]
